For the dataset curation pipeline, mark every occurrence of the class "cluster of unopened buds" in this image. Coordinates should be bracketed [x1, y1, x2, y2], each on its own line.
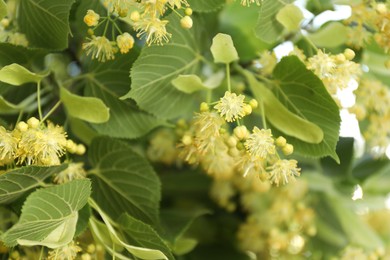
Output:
[82, 0, 193, 62]
[0, 117, 85, 167]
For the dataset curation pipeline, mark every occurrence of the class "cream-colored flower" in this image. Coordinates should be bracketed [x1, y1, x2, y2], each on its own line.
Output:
[17, 122, 67, 165]
[267, 159, 301, 186]
[244, 127, 275, 159]
[116, 32, 135, 54]
[48, 241, 81, 260]
[0, 126, 17, 165]
[54, 163, 87, 184]
[134, 18, 171, 45]
[82, 36, 116, 62]
[83, 10, 100, 27]
[214, 91, 246, 122]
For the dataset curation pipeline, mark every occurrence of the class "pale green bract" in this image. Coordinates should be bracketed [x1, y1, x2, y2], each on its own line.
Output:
[210, 33, 239, 64]
[0, 63, 49, 85]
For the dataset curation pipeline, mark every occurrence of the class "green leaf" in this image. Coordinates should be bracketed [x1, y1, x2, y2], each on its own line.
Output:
[68, 117, 99, 146]
[242, 69, 324, 144]
[2, 179, 91, 248]
[0, 0, 6, 20]
[89, 199, 168, 260]
[88, 137, 161, 225]
[119, 214, 174, 260]
[321, 137, 354, 178]
[160, 208, 210, 255]
[307, 22, 348, 48]
[219, 1, 271, 61]
[187, 0, 225, 12]
[18, 0, 76, 50]
[273, 56, 341, 161]
[210, 33, 239, 64]
[122, 14, 201, 119]
[83, 51, 165, 139]
[275, 4, 303, 31]
[60, 87, 110, 124]
[255, 0, 295, 43]
[328, 197, 384, 250]
[362, 163, 390, 194]
[0, 96, 20, 113]
[0, 63, 48, 85]
[0, 43, 47, 67]
[89, 217, 126, 258]
[74, 204, 91, 238]
[0, 165, 66, 204]
[172, 73, 223, 94]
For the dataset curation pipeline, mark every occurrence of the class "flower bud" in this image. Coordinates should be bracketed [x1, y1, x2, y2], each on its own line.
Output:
[27, 117, 40, 129]
[234, 125, 250, 140]
[17, 121, 28, 132]
[180, 16, 193, 29]
[184, 8, 193, 16]
[275, 136, 287, 147]
[130, 11, 140, 22]
[243, 104, 252, 115]
[182, 135, 192, 145]
[200, 102, 209, 112]
[84, 10, 100, 27]
[282, 143, 294, 155]
[344, 48, 355, 60]
[76, 144, 86, 155]
[249, 99, 258, 109]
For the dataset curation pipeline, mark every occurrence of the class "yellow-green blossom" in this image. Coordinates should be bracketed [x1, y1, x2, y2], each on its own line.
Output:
[214, 91, 246, 122]
[82, 36, 116, 62]
[244, 127, 275, 159]
[267, 159, 300, 186]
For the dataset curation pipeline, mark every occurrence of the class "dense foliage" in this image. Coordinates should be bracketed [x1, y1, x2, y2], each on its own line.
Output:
[0, 0, 390, 259]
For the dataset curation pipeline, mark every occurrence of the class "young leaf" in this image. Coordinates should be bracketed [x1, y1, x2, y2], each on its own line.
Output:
[255, 0, 295, 43]
[122, 14, 202, 119]
[18, 0, 76, 50]
[118, 214, 175, 260]
[83, 51, 165, 139]
[172, 75, 207, 94]
[307, 22, 348, 48]
[2, 179, 91, 248]
[60, 87, 110, 124]
[187, 0, 225, 12]
[210, 33, 239, 64]
[172, 73, 222, 94]
[275, 4, 303, 32]
[0, 63, 48, 85]
[272, 56, 341, 161]
[242, 69, 324, 144]
[88, 137, 161, 225]
[0, 165, 67, 204]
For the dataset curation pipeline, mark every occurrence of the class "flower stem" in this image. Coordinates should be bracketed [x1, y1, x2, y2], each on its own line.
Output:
[226, 63, 231, 92]
[260, 99, 267, 129]
[41, 101, 62, 123]
[37, 81, 43, 121]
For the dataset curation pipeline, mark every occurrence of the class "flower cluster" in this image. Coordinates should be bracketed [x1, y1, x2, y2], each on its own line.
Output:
[239, 0, 262, 7]
[83, 0, 193, 61]
[306, 49, 361, 96]
[148, 90, 300, 186]
[345, 1, 390, 52]
[0, 117, 85, 167]
[350, 78, 390, 155]
[236, 180, 316, 258]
